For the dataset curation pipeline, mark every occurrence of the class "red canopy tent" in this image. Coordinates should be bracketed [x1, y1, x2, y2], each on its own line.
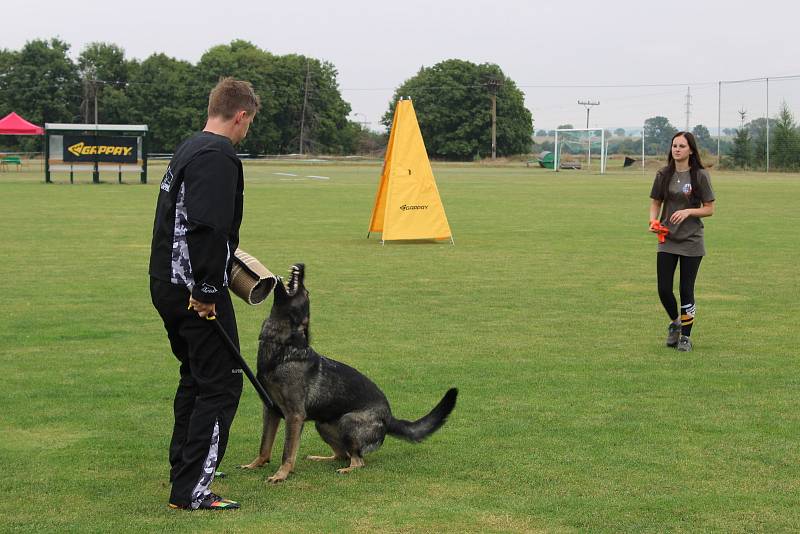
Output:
[0, 112, 44, 135]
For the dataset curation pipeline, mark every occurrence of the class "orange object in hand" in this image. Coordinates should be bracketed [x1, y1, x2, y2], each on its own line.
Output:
[650, 219, 669, 244]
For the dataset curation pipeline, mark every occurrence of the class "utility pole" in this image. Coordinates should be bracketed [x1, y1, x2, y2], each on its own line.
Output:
[486, 79, 502, 160]
[642, 123, 646, 171]
[717, 81, 721, 166]
[299, 58, 311, 155]
[83, 76, 98, 124]
[578, 100, 599, 168]
[577, 99, 599, 128]
[83, 78, 90, 123]
[766, 77, 770, 173]
[353, 112, 368, 130]
[684, 86, 691, 131]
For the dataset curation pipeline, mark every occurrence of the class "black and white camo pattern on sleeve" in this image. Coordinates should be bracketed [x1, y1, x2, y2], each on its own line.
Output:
[170, 182, 195, 288]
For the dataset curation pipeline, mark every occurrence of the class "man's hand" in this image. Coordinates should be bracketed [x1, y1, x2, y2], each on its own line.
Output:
[188, 297, 216, 318]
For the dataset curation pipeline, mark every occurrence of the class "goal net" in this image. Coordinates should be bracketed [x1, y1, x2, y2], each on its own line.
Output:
[554, 128, 607, 173]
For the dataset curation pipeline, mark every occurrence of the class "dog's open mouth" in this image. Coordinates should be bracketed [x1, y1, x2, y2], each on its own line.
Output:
[287, 264, 303, 296]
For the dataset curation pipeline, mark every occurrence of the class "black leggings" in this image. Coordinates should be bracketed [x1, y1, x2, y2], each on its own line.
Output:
[656, 252, 702, 326]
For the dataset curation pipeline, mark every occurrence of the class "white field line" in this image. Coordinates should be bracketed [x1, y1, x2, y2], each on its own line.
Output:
[273, 172, 297, 176]
[306, 175, 330, 180]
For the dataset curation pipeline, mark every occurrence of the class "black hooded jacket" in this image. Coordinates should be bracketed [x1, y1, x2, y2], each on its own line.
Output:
[149, 131, 243, 303]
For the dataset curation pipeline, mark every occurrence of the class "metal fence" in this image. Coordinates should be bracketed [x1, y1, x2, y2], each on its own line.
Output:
[718, 75, 800, 171]
[528, 74, 800, 172]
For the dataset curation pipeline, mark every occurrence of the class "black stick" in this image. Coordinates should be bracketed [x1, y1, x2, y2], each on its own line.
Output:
[208, 316, 274, 408]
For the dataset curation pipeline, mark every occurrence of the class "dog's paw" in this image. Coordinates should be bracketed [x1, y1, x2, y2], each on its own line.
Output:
[239, 458, 268, 469]
[267, 473, 288, 484]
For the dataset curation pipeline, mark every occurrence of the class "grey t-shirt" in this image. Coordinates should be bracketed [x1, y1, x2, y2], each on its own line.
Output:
[650, 168, 715, 256]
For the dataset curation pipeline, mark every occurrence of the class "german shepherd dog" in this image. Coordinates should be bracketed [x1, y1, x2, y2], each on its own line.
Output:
[240, 264, 458, 483]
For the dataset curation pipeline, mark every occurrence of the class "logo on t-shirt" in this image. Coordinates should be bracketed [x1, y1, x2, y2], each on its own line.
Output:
[682, 183, 693, 197]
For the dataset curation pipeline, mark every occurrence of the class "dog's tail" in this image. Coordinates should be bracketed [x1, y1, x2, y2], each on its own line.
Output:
[387, 388, 458, 443]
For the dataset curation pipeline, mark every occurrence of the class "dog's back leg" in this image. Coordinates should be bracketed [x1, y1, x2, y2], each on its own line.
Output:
[334, 411, 387, 474]
[336, 454, 365, 474]
[307, 421, 348, 462]
[240, 406, 281, 469]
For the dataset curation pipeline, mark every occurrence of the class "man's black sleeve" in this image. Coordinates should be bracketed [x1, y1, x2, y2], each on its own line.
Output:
[184, 150, 238, 303]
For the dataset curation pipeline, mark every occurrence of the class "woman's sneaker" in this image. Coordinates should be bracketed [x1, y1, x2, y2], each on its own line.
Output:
[676, 335, 693, 352]
[666, 323, 681, 347]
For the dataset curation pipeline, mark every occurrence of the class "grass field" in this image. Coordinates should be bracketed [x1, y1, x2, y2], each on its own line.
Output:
[1, 162, 799, 532]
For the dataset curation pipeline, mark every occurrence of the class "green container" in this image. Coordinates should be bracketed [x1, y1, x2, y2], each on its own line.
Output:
[538, 151, 554, 169]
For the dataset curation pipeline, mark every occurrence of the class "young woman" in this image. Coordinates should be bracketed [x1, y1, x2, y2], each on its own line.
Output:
[649, 132, 715, 352]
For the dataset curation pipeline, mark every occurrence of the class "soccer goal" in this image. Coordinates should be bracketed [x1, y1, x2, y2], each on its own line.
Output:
[554, 128, 607, 173]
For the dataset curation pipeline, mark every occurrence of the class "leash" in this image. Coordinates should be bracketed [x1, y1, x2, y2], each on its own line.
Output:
[200, 310, 274, 408]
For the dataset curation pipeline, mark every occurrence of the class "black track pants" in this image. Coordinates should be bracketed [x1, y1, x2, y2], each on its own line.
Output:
[656, 251, 702, 325]
[150, 278, 243, 508]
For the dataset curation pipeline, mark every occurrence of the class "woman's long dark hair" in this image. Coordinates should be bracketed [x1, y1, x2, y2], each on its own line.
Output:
[660, 131, 704, 206]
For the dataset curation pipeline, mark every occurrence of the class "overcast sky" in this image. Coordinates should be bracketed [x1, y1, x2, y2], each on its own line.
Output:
[4, 0, 798, 132]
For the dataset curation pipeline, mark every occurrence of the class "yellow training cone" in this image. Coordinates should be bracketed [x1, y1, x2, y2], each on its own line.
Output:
[367, 98, 453, 243]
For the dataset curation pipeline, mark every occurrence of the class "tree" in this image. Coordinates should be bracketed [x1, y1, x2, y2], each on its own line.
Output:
[197, 41, 355, 155]
[125, 53, 202, 153]
[729, 128, 752, 169]
[770, 101, 800, 170]
[77, 42, 133, 124]
[0, 48, 16, 110]
[197, 41, 279, 154]
[743, 117, 776, 168]
[609, 137, 643, 156]
[557, 124, 573, 130]
[383, 59, 533, 160]
[0, 38, 81, 151]
[0, 38, 81, 125]
[643, 116, 677, 156]
[0, 38, 360, 156]
[78, 42, 130, 86]
[614, 128, 626, 137]
[353, 125, 388, 155]
[0, 49, 18, 150]
[690, 124, 714, 154]
[536, 129, 548, 137]
[290, 56, 355, 155]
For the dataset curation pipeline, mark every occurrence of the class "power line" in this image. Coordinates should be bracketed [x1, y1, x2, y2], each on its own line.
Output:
[89, 74, 800, 95]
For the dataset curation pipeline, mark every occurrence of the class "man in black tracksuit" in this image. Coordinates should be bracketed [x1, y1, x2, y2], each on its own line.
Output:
[149, 78, 259, 511]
